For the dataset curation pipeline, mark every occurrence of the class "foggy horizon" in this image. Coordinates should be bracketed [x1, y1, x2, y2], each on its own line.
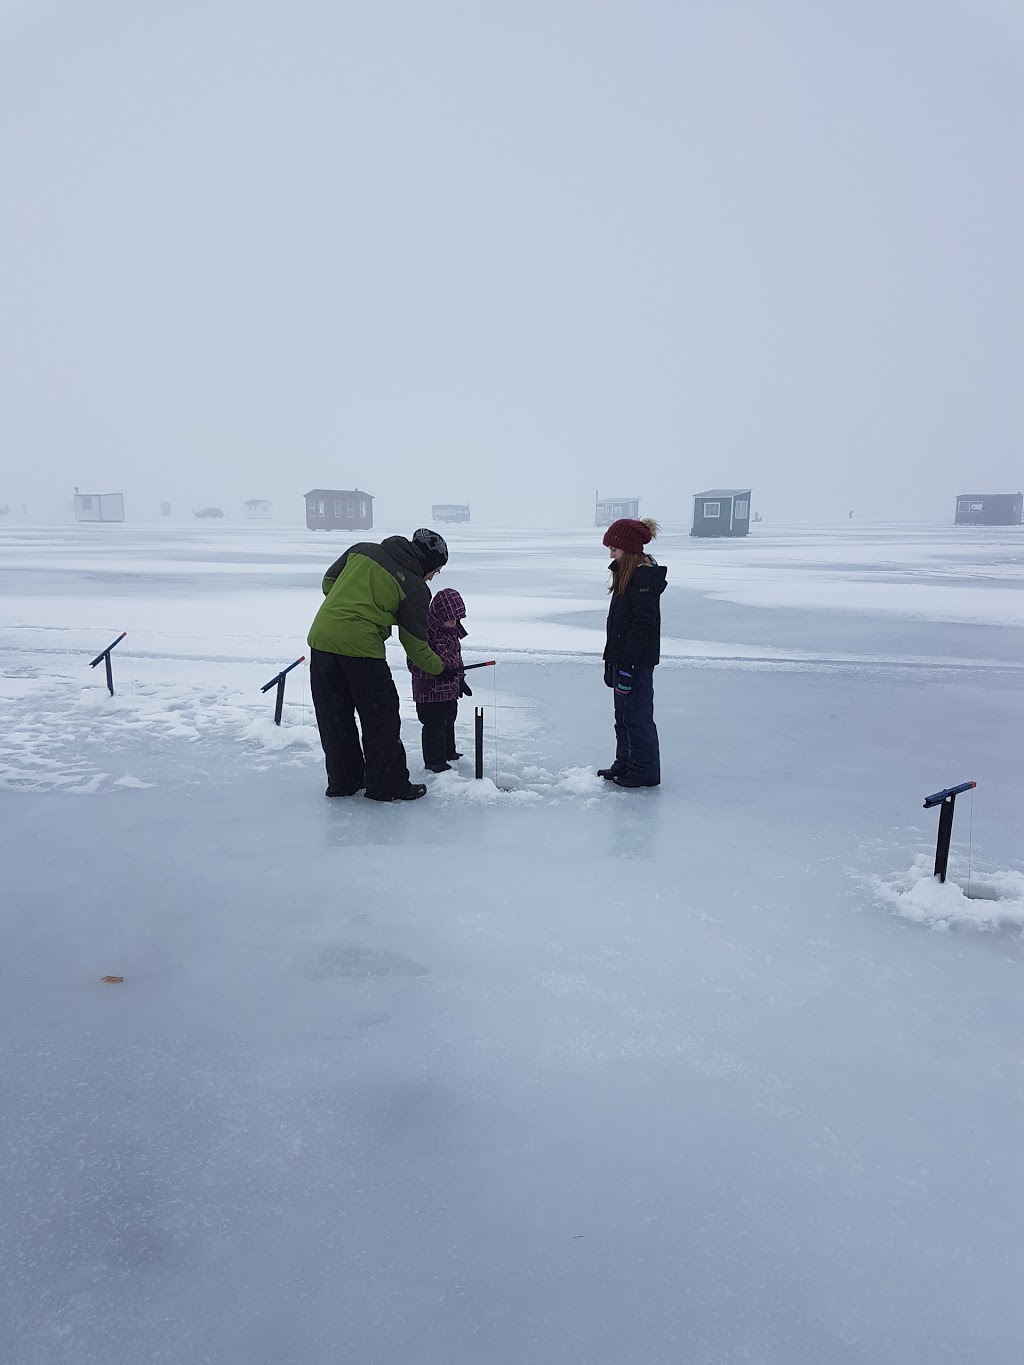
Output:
[2, 0, 1022, 525]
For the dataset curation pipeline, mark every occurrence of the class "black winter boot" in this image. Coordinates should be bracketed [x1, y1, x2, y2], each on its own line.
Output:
[365, 783, 428, 802]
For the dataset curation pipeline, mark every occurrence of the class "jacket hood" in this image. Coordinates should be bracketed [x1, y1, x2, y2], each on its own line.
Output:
[430, 587, 467, 622]
[380, 535, 427, 579]
[634, 562, 668, 594]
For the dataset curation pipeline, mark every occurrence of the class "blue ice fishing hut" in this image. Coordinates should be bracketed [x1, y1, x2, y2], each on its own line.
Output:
[690, 489, 752, 538]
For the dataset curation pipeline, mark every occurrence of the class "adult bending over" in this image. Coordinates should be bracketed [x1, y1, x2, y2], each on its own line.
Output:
[598, 517, 666, 788]
[307, 528, 454, 801]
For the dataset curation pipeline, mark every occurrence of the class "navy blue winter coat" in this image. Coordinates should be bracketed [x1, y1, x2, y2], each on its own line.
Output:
[603, 561, 668, 683]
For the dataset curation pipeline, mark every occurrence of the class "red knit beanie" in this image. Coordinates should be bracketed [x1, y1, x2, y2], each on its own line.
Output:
[603, 518, 653, 555]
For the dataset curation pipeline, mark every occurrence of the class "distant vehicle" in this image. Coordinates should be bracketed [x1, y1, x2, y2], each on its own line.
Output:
[194, 507, 225, 519]
[432, 503, 470, 524]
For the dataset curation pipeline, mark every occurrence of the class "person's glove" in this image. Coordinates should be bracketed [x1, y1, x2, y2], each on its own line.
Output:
[604, 660, 615, 689]
[436, 665, 460, 684]
[460, 679, 473, 697]
[615, 670, 633, 695]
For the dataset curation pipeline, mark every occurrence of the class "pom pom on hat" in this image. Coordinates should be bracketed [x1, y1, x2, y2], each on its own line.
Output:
[603, 517, 659, 554]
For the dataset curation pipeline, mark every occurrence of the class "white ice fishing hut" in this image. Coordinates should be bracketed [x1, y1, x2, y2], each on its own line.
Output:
[74, 493, 125, 522]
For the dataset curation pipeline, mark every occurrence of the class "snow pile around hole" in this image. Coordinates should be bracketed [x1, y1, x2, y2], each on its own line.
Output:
[515, 764, 610, 803]
[427, 769, 541, 805]
[241, 715, 321, 751]
[552, 765, 607, 797]
[871, 855, 1024, 932]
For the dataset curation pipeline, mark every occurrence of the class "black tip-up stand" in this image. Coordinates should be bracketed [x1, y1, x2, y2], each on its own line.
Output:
[89, 632, 127, 696]
[261, 656, 305, 725]
[922, 781, 977, 883]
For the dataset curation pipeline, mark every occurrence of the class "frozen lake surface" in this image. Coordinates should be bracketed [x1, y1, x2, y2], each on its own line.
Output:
[2, 520, 1023, 1363]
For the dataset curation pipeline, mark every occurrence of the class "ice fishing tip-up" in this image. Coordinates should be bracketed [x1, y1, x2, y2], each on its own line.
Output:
[89, 632, 127, 696]
[922, 781, 976, 883]
[460, 662, 497, 779]
[261, 656, 305, 726]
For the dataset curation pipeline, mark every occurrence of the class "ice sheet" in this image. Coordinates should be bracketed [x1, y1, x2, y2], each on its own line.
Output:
[2, 521, 1023, 1365]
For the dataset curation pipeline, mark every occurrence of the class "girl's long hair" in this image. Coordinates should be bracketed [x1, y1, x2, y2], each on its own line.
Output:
[609, 519, 660, 594]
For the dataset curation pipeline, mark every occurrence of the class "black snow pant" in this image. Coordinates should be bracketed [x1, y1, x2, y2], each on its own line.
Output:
[416, 700, 459, 768]
[309, 649, 411, 799]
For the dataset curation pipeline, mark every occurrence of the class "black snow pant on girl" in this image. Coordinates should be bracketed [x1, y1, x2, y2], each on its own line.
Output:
[416, 700, 459, 768]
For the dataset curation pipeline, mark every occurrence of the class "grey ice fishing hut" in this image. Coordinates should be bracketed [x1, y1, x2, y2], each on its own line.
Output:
[954, 493, 1023, 527]
[691, 489, 751, 538]
[305, 489, 374, 531]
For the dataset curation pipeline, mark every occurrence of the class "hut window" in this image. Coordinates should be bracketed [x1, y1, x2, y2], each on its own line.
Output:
[347, 500, 355, 517]
[318, 500, 325, 516]
[703, 501, 721, 518]
[334, 499, 343, 516]
[360, 501, 368, 517]
[734, 500, 749, 519]
[970, 502, 983, 511]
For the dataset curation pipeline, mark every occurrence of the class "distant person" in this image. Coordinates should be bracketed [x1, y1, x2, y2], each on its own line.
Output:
[597, 518, 666, 788]
[307, 529, 456, 801]
[409, 587, 472, 772]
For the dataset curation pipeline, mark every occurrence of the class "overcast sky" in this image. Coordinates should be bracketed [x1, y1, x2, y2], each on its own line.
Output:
[1, 0, 1021, 525]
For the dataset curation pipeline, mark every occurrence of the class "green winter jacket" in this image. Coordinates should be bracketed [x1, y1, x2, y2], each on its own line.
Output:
[307, 536, 444, 674]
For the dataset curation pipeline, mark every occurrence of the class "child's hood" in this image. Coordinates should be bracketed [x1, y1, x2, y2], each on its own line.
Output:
[429, 587, 468, 636]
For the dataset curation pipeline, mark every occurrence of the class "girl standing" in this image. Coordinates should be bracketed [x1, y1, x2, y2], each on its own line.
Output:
[598, 518, 666, 788]
[409, 587, 471, 772]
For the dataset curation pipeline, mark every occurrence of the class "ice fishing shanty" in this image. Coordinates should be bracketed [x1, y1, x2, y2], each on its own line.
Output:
[304, 489, 374, 532]
[954, 493, 1023, 527]
[74, 492, 124, 523]
[690, 489, 752, 538]
[432, 504, 470, 524]
[244, 498, 272, 520]
[595, 495, 640, 526]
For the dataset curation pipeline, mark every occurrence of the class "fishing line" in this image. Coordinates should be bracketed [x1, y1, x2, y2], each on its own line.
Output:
[492, 665, 498, 784]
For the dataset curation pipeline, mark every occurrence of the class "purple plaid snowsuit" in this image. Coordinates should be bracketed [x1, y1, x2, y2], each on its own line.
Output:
[409, 588, 467, 703]
[410, 588, 467, 768]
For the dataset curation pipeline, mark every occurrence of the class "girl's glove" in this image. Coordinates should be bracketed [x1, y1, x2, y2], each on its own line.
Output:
[460, 680, 473, 697]
[615, 670, 633, 695]
[436, 665, 460, 683]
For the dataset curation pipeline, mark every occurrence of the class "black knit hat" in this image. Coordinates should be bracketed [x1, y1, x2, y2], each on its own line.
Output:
[412, 527, 449, 574]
